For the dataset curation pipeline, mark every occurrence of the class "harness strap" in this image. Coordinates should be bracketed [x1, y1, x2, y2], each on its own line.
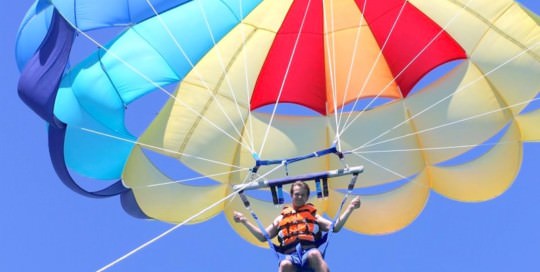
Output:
[238, 192, 280, 259]
[314, 178, 329, 199]
[319, 173, 359, 255]
[323, 178, 329, 197]
[237, 166, 362, 260]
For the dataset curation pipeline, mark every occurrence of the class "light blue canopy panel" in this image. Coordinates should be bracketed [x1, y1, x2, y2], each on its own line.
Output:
[53, 0, 262, 179]
[15, 0, 191, 70]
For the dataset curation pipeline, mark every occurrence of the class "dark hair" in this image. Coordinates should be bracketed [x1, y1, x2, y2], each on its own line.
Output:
[290, 181, 310, 197]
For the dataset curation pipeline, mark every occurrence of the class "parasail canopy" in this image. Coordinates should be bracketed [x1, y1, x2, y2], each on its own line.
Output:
[16, 0, 540, 247]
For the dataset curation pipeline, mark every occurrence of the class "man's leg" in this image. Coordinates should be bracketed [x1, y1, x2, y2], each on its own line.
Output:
[278, 259, 297, 272]
[305, 249, 329, 272]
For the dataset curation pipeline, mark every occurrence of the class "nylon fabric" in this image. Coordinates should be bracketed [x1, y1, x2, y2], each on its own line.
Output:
[15, 0, 540, 247]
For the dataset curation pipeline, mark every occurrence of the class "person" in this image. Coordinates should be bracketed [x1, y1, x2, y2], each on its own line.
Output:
[233, 180, 361, 272]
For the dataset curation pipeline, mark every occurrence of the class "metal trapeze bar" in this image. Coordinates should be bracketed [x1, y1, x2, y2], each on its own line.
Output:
[233, 165, 363, 192]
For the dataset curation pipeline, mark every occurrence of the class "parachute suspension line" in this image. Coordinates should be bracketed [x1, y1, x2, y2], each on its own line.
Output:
[337, 0, 410, 137]
[234, 163, 288, 259]
[351, 152, 430, 191]
[144, 0, 256, 152]
[258, 0, 313, 158]
[352, 140, 522, 155]
[227, 160, 288, 209]
[326, 0, 339, 121]
[338, 0, 475, 137]
[97, 186, 246, 271]
[78, 127, 246, 170]
[237, 192, 281, 259]
[195, 0, 257, 150]
[462, 3, 540, 62]
[237, 0, 258, 153]
[320, 0, 349, 153]
[60, 18, 256, 155]
[143, 168, 250, 189]
[352, 40, 540, 152]
[353, 152, 407, 181]
[322, 0, 340, 132]
[335, 0, 368, 131]
[319, 172, 359, 254]
[353, 96, 540, 152]
[232, 162, 289, 205]
[225, 162, 288, 218]
[98, 162, 285, 272]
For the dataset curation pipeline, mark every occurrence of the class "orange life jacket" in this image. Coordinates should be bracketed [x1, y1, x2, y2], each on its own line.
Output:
[277, 204, 318, 247]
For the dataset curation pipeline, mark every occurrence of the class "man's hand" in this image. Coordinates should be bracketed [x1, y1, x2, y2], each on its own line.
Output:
[233, 211, 247, 223]
[349, 196, 361, 210]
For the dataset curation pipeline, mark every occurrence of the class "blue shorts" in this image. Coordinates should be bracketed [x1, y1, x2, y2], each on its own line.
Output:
[278, 243, 320, 269]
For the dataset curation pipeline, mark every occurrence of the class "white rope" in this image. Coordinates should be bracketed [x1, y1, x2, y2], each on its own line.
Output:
[338, 0, 475, 135]
[96, 189, 239, 272]
[237, 0, 258, 153]
[335, 0, 368, 133]
[354, 97, 539, 151]
[144, 168, 250, 188]
[195, 0, 257, 150]
[339, 1, 538, 151]
[79, 127, 244, 170]
[351, 152, 426, 189]
[59, 5, 256, 156]
[96, 163, 285, 271]
[144, 0, 256, 153]
[353, 140, 520, 155]
[323, 0, 340, 133]
[338, 0, 411, 135]
[353, 40, 540, 151]
[258, 0, 313, 157]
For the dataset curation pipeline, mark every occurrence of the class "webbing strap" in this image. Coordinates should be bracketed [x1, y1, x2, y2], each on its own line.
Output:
[315, 178, 323, 198]
[237, 169, 361, 259]
[270, 185, 285, 205]
[319, 173, 359, 255]
[238, 192, 280, 259]
[314, 177, 329, 199]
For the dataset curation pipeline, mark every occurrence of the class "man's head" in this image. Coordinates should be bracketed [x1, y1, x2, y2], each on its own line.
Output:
[290, 181, 310, 208]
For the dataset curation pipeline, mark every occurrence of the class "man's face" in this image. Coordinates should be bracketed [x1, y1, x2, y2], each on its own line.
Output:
[291, 185, 309, 208]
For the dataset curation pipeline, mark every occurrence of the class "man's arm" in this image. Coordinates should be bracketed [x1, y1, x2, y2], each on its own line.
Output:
[316, 196, 361, 233]
[233, 211, 279, 242]
[332, 196, 361, 232]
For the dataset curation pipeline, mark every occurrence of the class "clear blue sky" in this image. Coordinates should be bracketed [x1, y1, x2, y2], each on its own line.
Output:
[2, 1, 539, 271]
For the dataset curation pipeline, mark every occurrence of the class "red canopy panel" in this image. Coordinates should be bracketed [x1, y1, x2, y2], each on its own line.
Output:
[250, 0, 466, 116]
[354, 0, 467, 96]
[250, 0, 327, 115]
